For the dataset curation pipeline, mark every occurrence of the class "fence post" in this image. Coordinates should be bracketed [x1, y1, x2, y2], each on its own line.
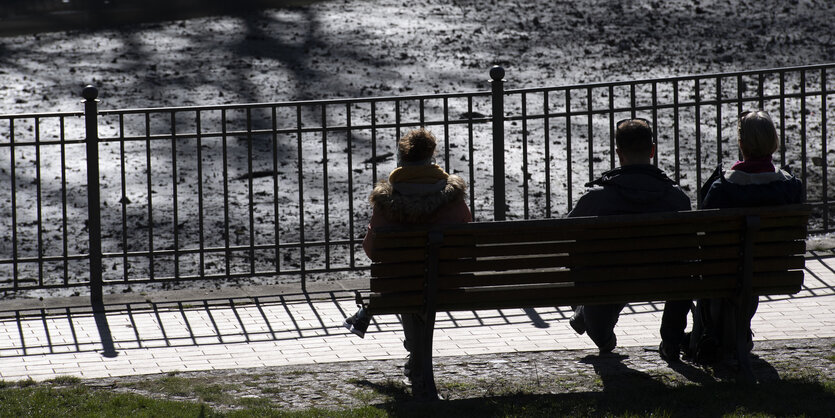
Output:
[490, 66, 506, 221]
[83, 85, 104, 310]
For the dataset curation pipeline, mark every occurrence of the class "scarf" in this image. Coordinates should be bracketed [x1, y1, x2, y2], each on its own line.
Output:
[731, 156, 776, 174]
[388, 164, 449, 184]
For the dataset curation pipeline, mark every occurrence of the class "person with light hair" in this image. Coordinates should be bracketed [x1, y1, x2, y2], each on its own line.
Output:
[701, 110, 802, 208]
[689, 110, 804, 364]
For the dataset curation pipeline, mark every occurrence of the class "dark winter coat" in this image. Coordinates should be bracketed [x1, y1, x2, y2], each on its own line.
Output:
[701, 168, 804, 209]
[569, 164, 692, 217]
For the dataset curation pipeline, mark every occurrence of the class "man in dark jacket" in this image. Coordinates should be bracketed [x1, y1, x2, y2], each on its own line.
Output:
[567, 118, 692, 360]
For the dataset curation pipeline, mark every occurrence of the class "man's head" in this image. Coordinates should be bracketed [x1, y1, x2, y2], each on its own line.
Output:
[397, 128, 437, 166]
[738, 110, 779, 159]
[615, 118, 655, 165]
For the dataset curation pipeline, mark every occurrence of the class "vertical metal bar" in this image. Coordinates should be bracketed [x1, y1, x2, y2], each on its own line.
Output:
[779, 71, 787, 166]
[34, 117, 44, 286]
[144, 112, 155, 280]
[59, 116, 69, 285]
[467, 96, 476, 219]
[371, 102, 378, 185]
[321, 104, 330, 270]
[737, 215, 761, 380]
[419, 98, 425, 125]
[822, 68, 829, 232]
[443, 98, 450, 172]
[490, 66, 506, 221]
[170, 111, 179, 280]
[271, 106, 280, 273]
[651, 83, 658, 167]
[296, 105, 306, 292]
[543, 92, 551, 218]
[221, 109, 231, 276]
[716, 77, 723, 165]
[586, 87, 594, 181]
[246, 108, 255, 275]
[346, 103, 355, 269]
[395, 100, 401, 144]
[695, 79, 703, 208]
[82, 86, 103, 309]
[801, 70, 808, 194]
[630, 83, 636, 119]
[673, 80, 680, 183]
[9, 118, 17, 289]
[566, 89, 573, 213]
[758, 73, 765, 110]
[196, 110, 205, 277]
[522, 91, 529, 219]
[609, 85, 615, 170]
[118, 113, 128, 282]
[737, 74, 744, 161]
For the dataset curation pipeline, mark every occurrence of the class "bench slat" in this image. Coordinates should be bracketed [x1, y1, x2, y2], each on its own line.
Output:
[367, 270, 805, 314]
[433, 276, 738, 309]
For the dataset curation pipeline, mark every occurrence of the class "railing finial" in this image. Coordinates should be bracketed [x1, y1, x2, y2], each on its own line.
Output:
[490, 65, 505, 81]
[82, 85, 99, 101]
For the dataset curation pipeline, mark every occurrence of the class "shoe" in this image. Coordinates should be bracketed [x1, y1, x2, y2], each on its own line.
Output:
[343, 307, 370, 338]
[659, 341, 681, 363]
[599, 334, 616, 355]
[569, 309, 586, 335]
[403, 355, 412, 380]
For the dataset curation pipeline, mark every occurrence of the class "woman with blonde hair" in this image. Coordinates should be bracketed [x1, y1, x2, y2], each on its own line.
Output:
[690, 110, 803, 365]
[701, 110, 802, 208]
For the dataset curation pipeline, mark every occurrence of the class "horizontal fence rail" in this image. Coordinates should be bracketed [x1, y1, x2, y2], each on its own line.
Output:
[0, 63, 832, 303]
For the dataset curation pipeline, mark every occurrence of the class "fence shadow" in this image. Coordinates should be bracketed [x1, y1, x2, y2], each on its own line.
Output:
[0, 250, 831, 360]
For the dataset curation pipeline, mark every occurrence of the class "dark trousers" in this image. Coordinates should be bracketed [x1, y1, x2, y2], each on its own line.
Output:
[660, 299, 692, 347]
[575, 303, 625, 349]
[691, 296, 759, 358]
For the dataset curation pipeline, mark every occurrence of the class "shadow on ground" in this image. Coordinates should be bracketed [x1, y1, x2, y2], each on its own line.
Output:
[0, 0, 323, 36]
[374, 374, 835, 417]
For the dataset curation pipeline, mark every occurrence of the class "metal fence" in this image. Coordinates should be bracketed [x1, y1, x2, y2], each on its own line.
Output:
[1, 63, 832, 304]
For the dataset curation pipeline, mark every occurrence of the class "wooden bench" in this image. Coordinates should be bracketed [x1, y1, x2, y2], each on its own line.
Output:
[362, 204, 810, 399]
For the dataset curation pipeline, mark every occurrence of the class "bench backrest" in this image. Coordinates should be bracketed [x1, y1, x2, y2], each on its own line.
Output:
[367, 205, 810, 315]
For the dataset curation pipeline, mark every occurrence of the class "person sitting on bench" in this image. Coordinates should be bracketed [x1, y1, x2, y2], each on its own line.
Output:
[343, 127, 471, 390]
[567, 118, 692, 360]
[688, 110, 804, 364]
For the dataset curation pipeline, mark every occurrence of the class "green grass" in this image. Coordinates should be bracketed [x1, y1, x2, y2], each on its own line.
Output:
[125, 376, 236, 404]
[0, 385, 208, 418]
[0, 374, 832, 417]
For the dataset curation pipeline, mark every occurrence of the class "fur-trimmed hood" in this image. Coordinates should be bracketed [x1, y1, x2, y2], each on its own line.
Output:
[369, 175, 467, 224]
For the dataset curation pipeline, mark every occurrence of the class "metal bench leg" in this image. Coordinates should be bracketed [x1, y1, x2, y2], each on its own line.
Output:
[735, 215, 760, 384]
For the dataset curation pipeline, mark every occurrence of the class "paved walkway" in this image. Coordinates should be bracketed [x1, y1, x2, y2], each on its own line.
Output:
[1, 252, 834, 382]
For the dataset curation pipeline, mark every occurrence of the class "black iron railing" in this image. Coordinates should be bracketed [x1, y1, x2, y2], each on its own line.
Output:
[1, 64, 832, 304]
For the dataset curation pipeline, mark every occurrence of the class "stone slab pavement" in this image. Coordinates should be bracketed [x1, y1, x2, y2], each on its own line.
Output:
[1, 252, 833, 382]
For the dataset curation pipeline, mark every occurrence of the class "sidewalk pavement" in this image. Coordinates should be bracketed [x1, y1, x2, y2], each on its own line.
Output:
[1, 252, 833, 382]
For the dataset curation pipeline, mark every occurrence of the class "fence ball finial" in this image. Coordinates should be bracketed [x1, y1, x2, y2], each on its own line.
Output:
[490, 66, 505, 81]
[82, 85, 99, 101]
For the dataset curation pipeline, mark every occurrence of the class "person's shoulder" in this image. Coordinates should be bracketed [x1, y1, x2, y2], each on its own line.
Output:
[569, 188, 608, 217]
[669, 185, 692, 209]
